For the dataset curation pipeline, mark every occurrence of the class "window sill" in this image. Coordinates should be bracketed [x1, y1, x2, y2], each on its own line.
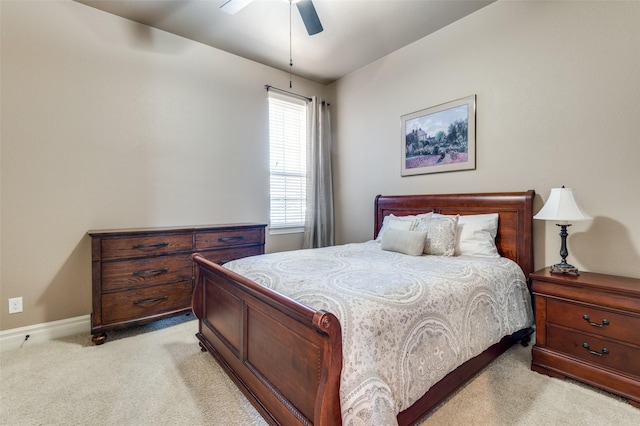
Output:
[269, 227, 304, 235]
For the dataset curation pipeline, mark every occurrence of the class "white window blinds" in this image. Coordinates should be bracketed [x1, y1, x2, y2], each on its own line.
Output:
[268, 92, 308, 230]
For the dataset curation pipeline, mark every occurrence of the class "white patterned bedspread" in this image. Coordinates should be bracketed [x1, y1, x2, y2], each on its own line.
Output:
[223, 241, 533, 426]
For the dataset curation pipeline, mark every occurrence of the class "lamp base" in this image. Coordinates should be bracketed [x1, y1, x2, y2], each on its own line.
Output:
[549, 263, 580, 276]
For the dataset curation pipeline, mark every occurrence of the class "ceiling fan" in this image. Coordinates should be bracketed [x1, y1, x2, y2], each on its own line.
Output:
[220, 0, 324, 35]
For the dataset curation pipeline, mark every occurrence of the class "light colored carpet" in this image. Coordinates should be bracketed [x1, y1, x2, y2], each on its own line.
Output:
[1, 316, 638, 425]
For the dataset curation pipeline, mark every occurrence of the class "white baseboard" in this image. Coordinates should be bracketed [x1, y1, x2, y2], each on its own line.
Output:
[0, 314, 90, 352]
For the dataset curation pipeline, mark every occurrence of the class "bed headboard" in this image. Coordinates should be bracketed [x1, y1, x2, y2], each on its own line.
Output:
[374, 190, 535, 276]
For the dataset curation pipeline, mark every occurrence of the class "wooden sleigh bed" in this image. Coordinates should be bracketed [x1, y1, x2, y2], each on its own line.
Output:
[191, 190, 535, 425]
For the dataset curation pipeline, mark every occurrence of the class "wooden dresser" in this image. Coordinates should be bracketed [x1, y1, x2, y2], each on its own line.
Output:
[531, 268, 640, 407]
[89, 223, 266, 345]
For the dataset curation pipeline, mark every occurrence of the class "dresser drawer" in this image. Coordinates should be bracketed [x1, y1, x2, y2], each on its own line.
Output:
[547, 324, 640, 377]
[547, 298, 640, 345]
[195, 228, 264, 250]
[101, 234, 192, 260]
[102, 254, 193, 291]
[198, 245, 264, 265]
[101, 281, 193, 324]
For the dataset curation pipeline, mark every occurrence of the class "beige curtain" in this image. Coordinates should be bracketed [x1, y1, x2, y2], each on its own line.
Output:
[303, 97, 334, 248]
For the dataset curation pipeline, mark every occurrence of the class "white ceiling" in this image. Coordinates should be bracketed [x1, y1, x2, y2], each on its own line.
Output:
[75, 0, 495, 85]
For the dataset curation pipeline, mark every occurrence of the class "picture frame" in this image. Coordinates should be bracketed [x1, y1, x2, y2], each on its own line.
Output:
[401, 95, 476, 176]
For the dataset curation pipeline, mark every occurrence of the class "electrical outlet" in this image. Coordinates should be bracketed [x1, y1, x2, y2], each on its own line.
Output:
[8, 297, 23, 314]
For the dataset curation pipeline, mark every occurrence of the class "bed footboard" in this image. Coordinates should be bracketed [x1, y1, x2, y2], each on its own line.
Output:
[192, 253, 343, 426]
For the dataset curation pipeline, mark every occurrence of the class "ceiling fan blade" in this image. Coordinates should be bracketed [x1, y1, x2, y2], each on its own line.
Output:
[296, 0, 323, 35]
[220, 0, 254, 15]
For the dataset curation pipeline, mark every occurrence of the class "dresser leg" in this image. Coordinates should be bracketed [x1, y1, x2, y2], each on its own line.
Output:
[91, 332, 107, 345]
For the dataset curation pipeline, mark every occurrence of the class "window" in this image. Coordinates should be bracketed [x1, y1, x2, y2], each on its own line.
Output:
[268, 92, 308, 232]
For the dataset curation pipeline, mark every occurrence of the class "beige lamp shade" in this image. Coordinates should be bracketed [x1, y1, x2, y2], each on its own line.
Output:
[534, 187, 591, 225]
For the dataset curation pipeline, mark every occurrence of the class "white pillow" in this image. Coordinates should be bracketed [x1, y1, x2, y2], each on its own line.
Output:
[375, 212, 432, 241]
[380, 228, 427, 256]
[456, 213, 500, 257]
[433, 213, 500, 257]
[415, 215, 458, 256]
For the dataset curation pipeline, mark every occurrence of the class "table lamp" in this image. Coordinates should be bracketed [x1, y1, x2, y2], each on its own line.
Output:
[534, 186, 591, 276]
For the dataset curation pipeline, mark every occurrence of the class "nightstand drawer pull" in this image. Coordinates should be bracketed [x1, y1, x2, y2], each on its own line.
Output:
[133, 296, 169, 305]
[219, 236, 244, 242]
[582, 342, 609, 357]
[582, 315, 610, 328]
[132, 242, 169, 249]
[133, 268, 169, 276]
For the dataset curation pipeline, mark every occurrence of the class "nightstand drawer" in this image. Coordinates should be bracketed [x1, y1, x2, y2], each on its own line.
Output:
[101, 234, 192, 260]
[547, 298, 640, 345]
[547, 324, 640, 377]
[101, 281, 193, 324]
[102, 254, 193, 291]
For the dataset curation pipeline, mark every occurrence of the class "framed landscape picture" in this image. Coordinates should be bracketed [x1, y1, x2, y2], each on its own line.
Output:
[401, 95, 476, 176]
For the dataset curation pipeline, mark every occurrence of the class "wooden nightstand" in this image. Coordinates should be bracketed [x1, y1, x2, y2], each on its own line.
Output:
[530, 268, 640, 408]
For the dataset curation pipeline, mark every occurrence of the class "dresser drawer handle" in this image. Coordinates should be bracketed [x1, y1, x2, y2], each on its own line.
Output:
[133, 268, 169, 276]
[582, 315, 610, 328]
[132, 242, 169, 249]
[219, 236, 244, 243]
[582, 342, 609, 357]
[133, 296, 169, 305]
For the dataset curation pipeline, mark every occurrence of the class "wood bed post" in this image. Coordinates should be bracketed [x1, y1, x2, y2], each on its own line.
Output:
[312, 311, 343, 425]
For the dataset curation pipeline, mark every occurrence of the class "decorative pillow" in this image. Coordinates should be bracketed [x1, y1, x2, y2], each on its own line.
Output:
[415, 215, 458, 256]
[375, 212, 432, 241]
[456, 213, 500, 257]
[433, 213, 500, 257]
[380, 228, 428, 256]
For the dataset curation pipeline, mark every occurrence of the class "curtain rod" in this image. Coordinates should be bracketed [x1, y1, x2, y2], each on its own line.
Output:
[265, 85, 312, 102]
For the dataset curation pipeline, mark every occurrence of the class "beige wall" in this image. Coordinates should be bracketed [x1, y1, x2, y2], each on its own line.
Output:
[0, 0, 325, 330]
[330, 1, 640, 278]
